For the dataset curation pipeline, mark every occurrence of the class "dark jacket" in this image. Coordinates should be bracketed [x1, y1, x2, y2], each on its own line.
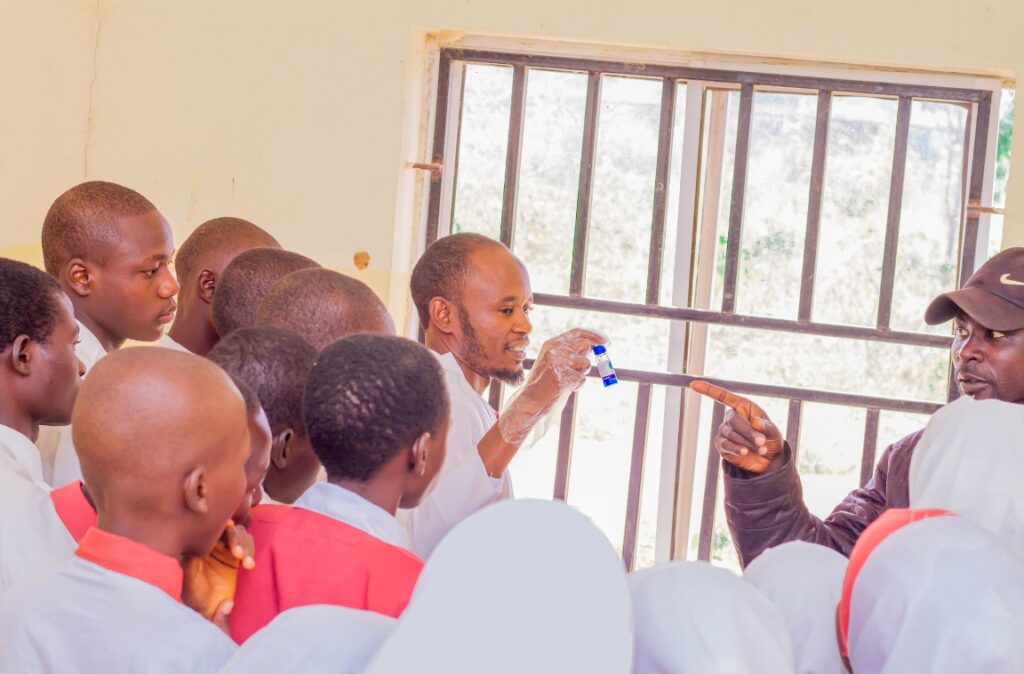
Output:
[722, 429, 923, 567]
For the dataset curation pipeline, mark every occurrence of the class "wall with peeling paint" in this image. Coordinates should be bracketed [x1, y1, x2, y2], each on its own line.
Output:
[1, 0, 1023, 329]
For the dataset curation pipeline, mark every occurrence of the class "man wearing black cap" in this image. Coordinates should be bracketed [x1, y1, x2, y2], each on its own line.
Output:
[700, 247, 1024, 566]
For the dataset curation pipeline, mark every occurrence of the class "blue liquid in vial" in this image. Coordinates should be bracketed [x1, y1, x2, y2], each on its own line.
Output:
[593, 344, 618, 387]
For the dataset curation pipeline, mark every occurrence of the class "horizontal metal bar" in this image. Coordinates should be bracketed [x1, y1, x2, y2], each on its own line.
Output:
[520, 358, 941, 415]
[445, 49, 990, 103]
[532, 292, 953, 349]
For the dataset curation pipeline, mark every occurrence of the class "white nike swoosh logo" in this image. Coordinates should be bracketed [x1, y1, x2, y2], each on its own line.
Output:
[1001, 273, 1024, 286]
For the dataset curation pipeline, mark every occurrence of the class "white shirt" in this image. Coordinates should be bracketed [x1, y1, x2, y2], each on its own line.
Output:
[156, 331, 190, 353]
[0, 531, 236, 674]
[220, 605, 395, 674]
[37, 321, 106, 487]
[397, 352, 511, 558]
[0, 425, 77, 593]
[294, 482, 409, 550]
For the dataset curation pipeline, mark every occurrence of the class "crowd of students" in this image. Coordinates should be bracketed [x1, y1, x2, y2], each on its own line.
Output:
[0, 180, 1022, 673]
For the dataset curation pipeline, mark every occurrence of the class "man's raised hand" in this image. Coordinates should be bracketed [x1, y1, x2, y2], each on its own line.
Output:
[688, 380, 783, 474]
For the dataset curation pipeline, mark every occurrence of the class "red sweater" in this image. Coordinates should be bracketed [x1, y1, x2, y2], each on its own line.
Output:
[230, 504, 423, 643]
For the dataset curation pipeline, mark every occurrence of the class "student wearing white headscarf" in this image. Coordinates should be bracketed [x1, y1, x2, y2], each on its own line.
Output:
[910, 396, 1024, 557]
[848, 515, 1024, 674]
[365, 499, 633, 674]
[744, 542, 847, 674]
[629, 561, 795, 674]
[219, 605, 396, 674]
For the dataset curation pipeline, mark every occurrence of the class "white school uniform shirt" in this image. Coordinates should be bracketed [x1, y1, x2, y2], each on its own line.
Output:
[294, 481, 409, 549]
[0, 425, 78, 592]
[220, 605, 396, 674]
[744, 541, 848, 674]
[910, 396, 1024, 559]
[367, 499, 634, 674]
[629, 561, 796, 674]
[0, 527, 236, 674]
[36, 320, 106, 487]
[397, 351, 512, 558]
[156, 331, 190, 352]
[849, 515, 1024, 674]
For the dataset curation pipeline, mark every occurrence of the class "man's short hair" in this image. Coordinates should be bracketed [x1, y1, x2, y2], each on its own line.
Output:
[410, 233, 507, 326]
[173, 217, 280, 286]
[256, 268, 392, 350]
[227, 374, 262, 418]
[0, 258, 66, 352]
[41, 181, 157, 276]
[208, 326, 317, 437]
[211, 248, 319, 337]
[304, 334, 449, 482]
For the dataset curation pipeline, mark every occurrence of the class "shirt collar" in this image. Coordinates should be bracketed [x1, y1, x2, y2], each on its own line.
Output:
[51, 481, 97, 543]
[75, 527, 184, 602]
[0, 423, 46, 485]
[76, 320, 108, 368]
[434, 351, 497, 418]
[157, 332, 190, 353]
[294, 481, 410, 550]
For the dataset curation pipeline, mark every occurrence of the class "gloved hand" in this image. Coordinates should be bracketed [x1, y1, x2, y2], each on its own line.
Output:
[498, 328, 606, 447]
[689, 380, 783, 474]
[182, 520, 256, 632]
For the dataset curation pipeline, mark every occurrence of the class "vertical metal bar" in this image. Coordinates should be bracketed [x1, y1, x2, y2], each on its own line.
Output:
[552, 392, 578, 501]
[785, 399, 802, 457]
[798, 91, 832, 322]
[487, 380, 503, 413]
[861, 408, 880, 487]
[623, 384, 653, 571]
[721, 84, 754, 313]
[960, 93, 993, 282]
[424, 53, 453, 246]
[697, 403, 725, 561]
[569, 72, 603, 297]
[499, 65, 528, 250]
[876, 96, 913, 330]
[646, 78, 677, 305]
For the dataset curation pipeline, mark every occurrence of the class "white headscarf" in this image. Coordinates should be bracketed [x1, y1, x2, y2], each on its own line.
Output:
[744, 542, 847, 674]
[365, 499, 633, 674]
[629, 560, 795, 674]
[910, 396, 1024, 558]
[218, 604, 395, 674]
[849, 515, 1024, 674]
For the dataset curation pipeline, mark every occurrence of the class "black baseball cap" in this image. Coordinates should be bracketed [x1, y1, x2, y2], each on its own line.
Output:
[925, 247, 1024, 331]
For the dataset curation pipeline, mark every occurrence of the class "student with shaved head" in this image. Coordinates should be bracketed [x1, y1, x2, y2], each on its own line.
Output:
[211, 248, 319, 339]
[38, 181, 180, 487]
[0, 348, 247, 672]
[208, 327, 319, 503]
[256, 268, 395, 350]
[0, 259, 86, 591]
[165, 217, 280, 355]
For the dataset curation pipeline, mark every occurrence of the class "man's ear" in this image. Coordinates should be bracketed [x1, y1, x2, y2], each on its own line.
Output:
[66, 259, 92, 298]
[271, 428, 294, 470]
[409, 431, 431, 477]
[8, 335, 34, 376]
[196, 269, 217, 305]
[183, 465, 209, 515]
[428, 297, 455, 335]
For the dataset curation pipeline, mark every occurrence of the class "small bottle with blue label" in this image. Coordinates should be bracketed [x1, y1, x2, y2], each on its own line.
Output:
[593, 345, 618, 387]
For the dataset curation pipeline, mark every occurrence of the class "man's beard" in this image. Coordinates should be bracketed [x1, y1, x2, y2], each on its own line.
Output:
[459, 306, 525, 386]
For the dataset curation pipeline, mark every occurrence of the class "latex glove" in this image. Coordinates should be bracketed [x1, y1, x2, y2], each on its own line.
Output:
[689, 380, 783, 474]
[498, 328, 606, 447]
[182, 520, 256, 633]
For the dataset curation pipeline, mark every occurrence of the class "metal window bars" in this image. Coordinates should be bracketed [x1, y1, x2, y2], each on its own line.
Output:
[423, 47, 995, 570]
